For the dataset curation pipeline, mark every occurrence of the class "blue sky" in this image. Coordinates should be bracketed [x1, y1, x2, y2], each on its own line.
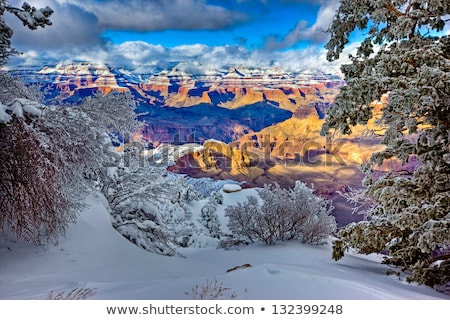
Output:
[102, 1, 320, 50]
[6, 0, 352, 72]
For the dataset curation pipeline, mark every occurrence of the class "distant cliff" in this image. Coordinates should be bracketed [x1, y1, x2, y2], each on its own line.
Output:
[15, 62, 344, 144]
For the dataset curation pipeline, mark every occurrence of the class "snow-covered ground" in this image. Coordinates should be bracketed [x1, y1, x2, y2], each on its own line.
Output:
[0, 190, 447, 300]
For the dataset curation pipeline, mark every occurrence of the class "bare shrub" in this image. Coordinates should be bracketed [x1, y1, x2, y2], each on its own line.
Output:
[0, 79, 140, 244]
[185, 278, 235, 300]
[222, 181, 336, 246]
[47, 287, 97, 300]
[0, 115, 81, 243]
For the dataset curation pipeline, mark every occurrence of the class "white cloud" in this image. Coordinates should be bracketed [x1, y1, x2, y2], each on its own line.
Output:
[265, 0, 339, 50]
[4, 0, 352, 74]
[53, 0, 246, 31]
[6, 0, 103, 51]
[9, 40, 356, 75]
[5, 0, 247, 54]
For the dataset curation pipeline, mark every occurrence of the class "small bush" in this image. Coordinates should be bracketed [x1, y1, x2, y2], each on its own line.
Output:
[185, 278, 235, 300]
[199, 202, 222, 238]
[223, 181, 336, 246]
[47, 287, 97, 300]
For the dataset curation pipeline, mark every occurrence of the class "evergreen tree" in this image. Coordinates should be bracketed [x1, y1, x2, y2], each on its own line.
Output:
[322, 0, 449, 289]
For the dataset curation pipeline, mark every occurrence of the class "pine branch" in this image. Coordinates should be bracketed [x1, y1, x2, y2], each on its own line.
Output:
[384, 2, 405, 17]
[426, 253, 450, 265]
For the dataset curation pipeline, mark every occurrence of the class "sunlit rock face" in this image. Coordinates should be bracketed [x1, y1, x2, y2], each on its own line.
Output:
[19, 62, 342, 144]
[136, 67, 343, 144]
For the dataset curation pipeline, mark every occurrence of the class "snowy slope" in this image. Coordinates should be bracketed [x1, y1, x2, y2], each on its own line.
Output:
[0, 191, 447, 300]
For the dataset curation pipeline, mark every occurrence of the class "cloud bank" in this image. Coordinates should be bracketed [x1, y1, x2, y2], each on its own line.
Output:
[4, 0, 350, 73]
[54, 0, 247, 31]
[9, 41, 357, 75]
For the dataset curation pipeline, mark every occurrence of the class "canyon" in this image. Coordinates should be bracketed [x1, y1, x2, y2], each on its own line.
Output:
[14, 62, 388, 224]
[20, 62, 344, 144]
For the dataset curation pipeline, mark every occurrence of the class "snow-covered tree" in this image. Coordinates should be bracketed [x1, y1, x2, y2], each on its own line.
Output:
[79, 91, 139, 143]
[77, 91, 142, 185]
[200, 202, 221, 239]
[322, 0, 450, 289]
[0, 100, 80, 243]
[0, 1, 53, 65]
[40, 104, 121, 191]
[107, 165, 208, 254]
[223, 181, 336, 246]
[0, 71, 45, 103]
[1, 2, 145, 244]
[210, 190, 223, 205]
[0, 71, 140, 243]
[199, 190, 223, 239]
